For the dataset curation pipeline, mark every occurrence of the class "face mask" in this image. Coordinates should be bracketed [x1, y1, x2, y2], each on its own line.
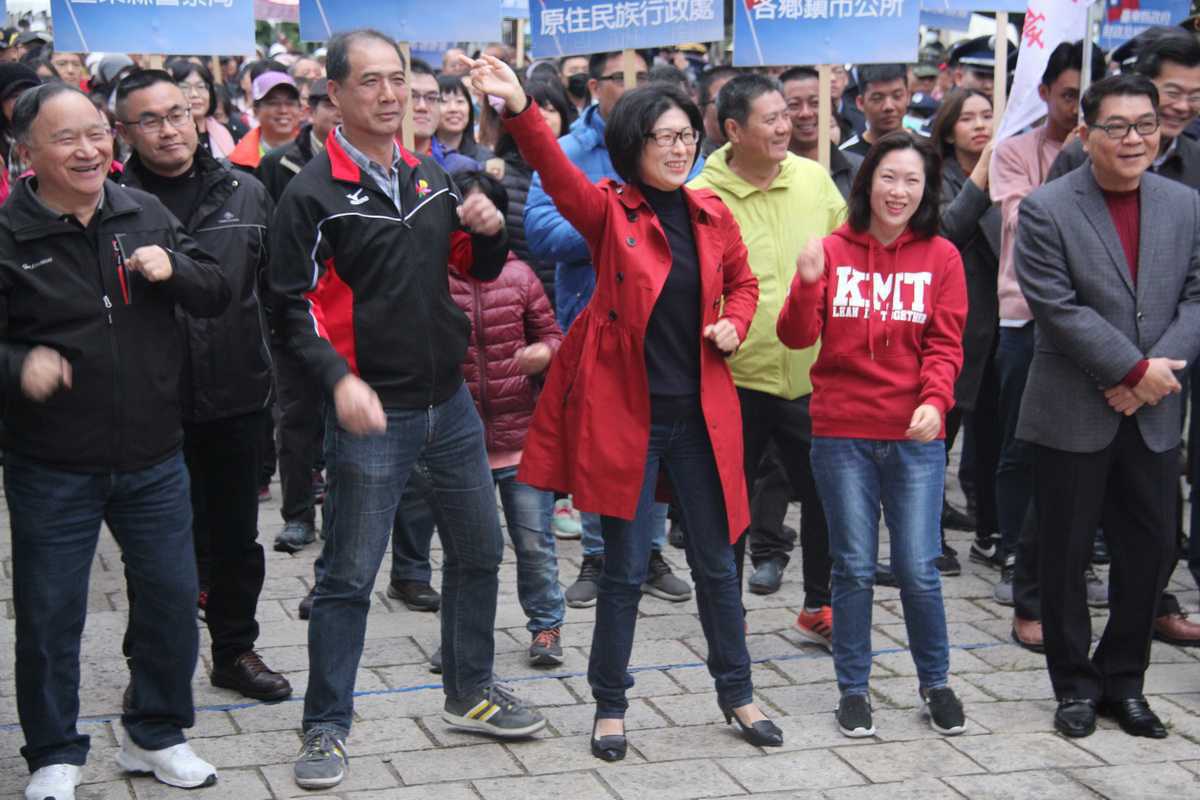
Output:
[567, 73, 589, 100]
[488, 93, 507, 113]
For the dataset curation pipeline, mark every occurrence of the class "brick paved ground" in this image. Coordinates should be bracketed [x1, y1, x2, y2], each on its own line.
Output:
[1, 463, 1199, 799]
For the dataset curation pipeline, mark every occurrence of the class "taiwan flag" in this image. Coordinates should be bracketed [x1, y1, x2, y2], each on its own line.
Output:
[1107, 0, 1140, 22]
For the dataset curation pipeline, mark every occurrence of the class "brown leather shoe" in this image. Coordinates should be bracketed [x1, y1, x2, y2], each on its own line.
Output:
[211, 650, 293, 701]
[1154, 612, 1200, 647]
[1011, 616, 1045, 653]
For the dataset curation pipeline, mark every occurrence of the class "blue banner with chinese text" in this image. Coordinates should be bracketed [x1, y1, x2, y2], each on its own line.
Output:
[298, 0, 500, 43]
[733, 0, 920, 67]
[1098, 0, 1189, 52]
[530, 0, 724, 58]
[51, 0, 255, 54]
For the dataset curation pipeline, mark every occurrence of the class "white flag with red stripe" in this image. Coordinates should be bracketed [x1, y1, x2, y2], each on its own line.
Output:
[997, 0, 1092, 141]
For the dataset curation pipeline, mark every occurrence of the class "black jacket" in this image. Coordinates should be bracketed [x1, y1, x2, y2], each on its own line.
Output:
[499, 147, 555, 306]
[0, 177, 229, 472]
[940, 158, 1001, 411]
[830, 147, 863, 202]
[259, 123, 320, 203]
[1047, 133, 1200, 190]
[270, 132, 508, 409]
[120, 151, 274, 423]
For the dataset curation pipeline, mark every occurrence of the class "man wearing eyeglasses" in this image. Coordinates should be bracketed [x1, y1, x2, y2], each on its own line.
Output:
[113, 70, 292, 705]
[0, 83, 229, 800]
[1046, 31, 1200, 651]
[228, 70, 302, 172]
[1015, 73, 1200, 741]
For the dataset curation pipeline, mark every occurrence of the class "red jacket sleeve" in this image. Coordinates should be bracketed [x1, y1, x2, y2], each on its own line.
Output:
[717, 211, 759, 343]
[776, 241, 828, 350]
[918, 246, 968, 415]
[502, 100, 607, 247]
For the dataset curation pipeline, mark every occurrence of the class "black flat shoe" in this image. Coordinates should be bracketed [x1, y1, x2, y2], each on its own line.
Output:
[591, 718, 627, 762]
[1098, 696, 1168, 739]
[1054, 698, 1097, 738]
[721, 704, 784, 747]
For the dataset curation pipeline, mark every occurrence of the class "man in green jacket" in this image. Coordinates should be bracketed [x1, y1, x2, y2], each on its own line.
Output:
[689, 73, 846, 649]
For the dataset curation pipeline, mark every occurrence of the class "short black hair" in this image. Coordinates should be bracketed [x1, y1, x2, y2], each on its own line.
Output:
[857, 63, 907, 94]
[11, 82, 90, 144]
[848, 130, 942, 239]
[716, 73, 782, 134]
[697, 65, 739, 107]
[251, 59, 288, 82]
[497, 78, 577, 159]
[1042, 40, 1106, 87]
[166, 59, 216, 117]
[587, 50, 647, 80]
[778, 66, 819, 85]
[437, 72, 476, 133]
[1081, 73, 1159, 126]
[1134, 30, 1200, 80]
[604, 83, 703, 184]
[455, 169, 509, 217]
[648, 64, 689, 91]
[326, 29, 406, 84]
[928, 88, 991, 158]
[409, 57, 435, 80]
[114, 68, 178, 119]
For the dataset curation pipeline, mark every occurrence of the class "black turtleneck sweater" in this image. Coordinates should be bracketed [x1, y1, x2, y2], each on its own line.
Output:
[135, 161, 203, 226]
[640, 183, 701, 399]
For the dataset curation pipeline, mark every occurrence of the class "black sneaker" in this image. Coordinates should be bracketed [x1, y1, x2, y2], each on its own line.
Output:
[566, 556, 603, 608]
[836, 693, 875, 737]
[529, 627, 564, 666]
[922, 686, 967, 735]
[942, 501, 976, 532]
[387, 580, 441, 612]
[668, 520, 685, 549]
[442, 683, 546, 738]
[969, 534, 1003, 569]
[936, 544, 961, 576]
[429, 646, 442, 674]
[642, 550, 692, 601]
[293, 727, 348, 790]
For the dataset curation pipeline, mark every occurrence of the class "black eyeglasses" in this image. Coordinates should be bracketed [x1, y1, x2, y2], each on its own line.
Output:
[1090, 117, 1159, 140]
[597, 71, 649, 86]
[121, 108, 193, 135]
[644, 127, 700, 148]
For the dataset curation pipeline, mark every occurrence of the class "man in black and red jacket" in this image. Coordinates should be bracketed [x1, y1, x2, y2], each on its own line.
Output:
[269, 29, 545, 792]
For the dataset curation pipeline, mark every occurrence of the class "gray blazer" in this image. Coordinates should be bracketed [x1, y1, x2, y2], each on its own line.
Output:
[1014, 165, 1200, 454]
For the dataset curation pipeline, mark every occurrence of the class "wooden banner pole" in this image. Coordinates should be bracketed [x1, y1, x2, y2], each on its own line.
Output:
[993, 12, 1008, 130]
[818, 64, 831, 172]
[400, 41, 415, 151]
[622, 48, 637, 89]
[515, 18, 526, 69]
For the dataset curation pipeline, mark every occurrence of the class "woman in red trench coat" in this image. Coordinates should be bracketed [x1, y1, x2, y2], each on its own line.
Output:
[464, 54, 781, 759]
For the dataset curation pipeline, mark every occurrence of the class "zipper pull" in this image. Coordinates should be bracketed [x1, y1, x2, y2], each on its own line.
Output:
[103, 295, 113, 324]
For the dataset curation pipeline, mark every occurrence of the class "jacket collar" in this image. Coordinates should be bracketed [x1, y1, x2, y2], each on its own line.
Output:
[700, 144, 799, 199]
[325, 127, 420, 187]
[611, 178, 722, 225]
[7, 177, 141, 241]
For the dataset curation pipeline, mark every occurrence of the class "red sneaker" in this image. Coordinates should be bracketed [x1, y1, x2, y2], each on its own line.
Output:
[794, 606, 833, 651]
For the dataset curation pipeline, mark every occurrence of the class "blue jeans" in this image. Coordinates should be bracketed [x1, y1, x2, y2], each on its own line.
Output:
[388, 466, 565, 633]
[303, 384, 504, 735]
[582, 505, 668, 556]
[994, 324, 1035, 558]
[6, 452, 198, 771]
[590, 400, 752, 717]
[811, 437, 950, 697]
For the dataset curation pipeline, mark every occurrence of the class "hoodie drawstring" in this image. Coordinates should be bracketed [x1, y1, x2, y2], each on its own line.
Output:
[867, 236, 905, 361]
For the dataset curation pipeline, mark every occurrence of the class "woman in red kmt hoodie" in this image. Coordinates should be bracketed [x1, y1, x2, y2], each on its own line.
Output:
[777, 131, 968, 741]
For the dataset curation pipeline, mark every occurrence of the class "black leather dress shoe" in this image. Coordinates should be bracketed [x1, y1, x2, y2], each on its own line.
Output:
[1098, 697, 1168, 739]
[1054, 699, 1097, 738]
[747, 558, 785, 595]
[211, 651, 293, 702]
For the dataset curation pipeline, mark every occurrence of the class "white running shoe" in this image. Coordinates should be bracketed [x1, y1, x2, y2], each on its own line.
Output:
[116, 738, 217, 789]
[25, 764, 81, 800]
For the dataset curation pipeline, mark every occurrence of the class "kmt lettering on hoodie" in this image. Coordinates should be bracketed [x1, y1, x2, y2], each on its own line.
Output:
[831, 266, 932, 323]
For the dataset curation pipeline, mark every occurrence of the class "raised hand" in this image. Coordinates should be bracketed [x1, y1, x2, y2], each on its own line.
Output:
[795, 238, 825, 285]
[457, 191, 504, 236]
[459, 53, 527, 115]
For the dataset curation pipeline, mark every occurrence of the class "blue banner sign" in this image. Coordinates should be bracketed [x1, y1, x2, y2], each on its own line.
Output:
[51, 0, 255, 54]
[734, 0, 920, 67]
[299, 0, 500, 43]
[1098, 0, 1190, 52]
[530, 0, 724, 58]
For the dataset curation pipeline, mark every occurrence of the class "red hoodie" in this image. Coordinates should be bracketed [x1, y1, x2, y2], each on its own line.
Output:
[777, 223, 967, 440]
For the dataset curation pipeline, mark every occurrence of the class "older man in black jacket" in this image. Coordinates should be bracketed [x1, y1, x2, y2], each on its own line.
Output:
[114, 70, 292, 704]
[0, 84, 229, 800]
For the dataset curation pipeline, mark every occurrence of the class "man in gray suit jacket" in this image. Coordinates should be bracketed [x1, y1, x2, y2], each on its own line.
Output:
[1015, 74, 1200, 741]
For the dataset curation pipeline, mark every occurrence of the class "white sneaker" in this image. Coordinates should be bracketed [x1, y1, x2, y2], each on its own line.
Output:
[25, 764, 81, 800]
[116, 738, 217, 789]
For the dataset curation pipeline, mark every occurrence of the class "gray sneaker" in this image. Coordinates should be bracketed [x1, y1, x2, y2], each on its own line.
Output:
[993, 556, 1015, 607]
[274, 520, 315, 554]
[1085, 567, 1109, 608]
[442, 683, 547, 738]
[565, 556, 603, 608]
[293, 728, 348, 790]
[642, 550, 691, 602]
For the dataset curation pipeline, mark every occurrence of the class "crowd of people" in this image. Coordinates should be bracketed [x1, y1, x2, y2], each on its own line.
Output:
[0, 17, 1198, 800]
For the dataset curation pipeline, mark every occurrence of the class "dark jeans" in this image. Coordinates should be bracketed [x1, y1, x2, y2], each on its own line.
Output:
[591, 399, 752, 717]
[183, 410, 267, 664]
[276, 346, 325, 525]
[735, 388, 831, 608]
[303, 384, 503, 735]
[1035, 418, 1176, 702]
[747, 444, 795, 559]
[390, 465, 566, 633]
[6, 452, 198, 771]
[995, 324, 1036, 558]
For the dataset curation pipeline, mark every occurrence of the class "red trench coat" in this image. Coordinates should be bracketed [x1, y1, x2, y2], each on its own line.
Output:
[506, 102, 759, 543]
